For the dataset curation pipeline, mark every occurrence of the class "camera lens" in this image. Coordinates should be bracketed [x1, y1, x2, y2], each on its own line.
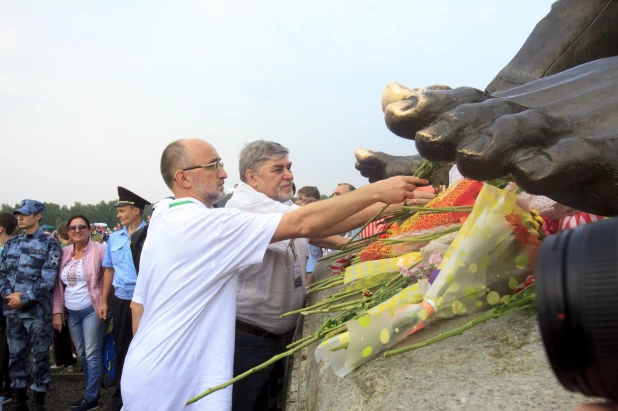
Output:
[536, 218, 618, 400]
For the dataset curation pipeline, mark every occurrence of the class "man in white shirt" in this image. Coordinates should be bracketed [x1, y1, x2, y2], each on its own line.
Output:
[121, 138, 426, 411]
[227, 140, 434, 411]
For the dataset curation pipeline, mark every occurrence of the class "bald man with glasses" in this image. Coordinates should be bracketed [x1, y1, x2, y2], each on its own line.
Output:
[121, 138, 427, 411]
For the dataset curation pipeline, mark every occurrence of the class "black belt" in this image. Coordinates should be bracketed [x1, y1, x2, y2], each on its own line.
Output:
[235, 320, 280, 340]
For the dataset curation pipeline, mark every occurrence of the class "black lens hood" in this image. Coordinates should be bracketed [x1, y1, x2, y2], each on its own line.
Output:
[537, 219, 618, 400]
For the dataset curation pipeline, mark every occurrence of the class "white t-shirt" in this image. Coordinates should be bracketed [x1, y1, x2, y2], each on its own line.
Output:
[121, 197, 282, 411]
[60, 258, 91, 311]
[226, 183, 309, 334]
[449, 164, 465, 187]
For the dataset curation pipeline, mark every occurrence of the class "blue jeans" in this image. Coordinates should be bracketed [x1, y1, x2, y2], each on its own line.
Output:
[232, 331, 279, 411]
[67, 305, 108, 402]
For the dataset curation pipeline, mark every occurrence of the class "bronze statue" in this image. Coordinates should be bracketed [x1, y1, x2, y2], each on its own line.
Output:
[356, 0, 618, 216]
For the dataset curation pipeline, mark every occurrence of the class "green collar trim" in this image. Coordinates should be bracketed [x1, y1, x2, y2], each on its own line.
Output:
[169, 200, 194, 208]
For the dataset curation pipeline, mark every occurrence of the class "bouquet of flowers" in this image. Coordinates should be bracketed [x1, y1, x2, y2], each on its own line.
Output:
[315, 184, 540, 377]
[359, 179, 482, 261]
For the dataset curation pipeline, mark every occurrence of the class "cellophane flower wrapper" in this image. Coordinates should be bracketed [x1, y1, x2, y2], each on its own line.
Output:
[315, 184, 539, 377]
[419, 231, 459, 263]
[342, 252, 422, 291]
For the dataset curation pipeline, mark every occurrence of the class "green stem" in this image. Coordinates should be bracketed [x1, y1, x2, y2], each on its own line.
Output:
[303, 304, 360, 316]
[401, 206, 472, 212]
[384, 289, 536, 357]
[306, 279, 344, 293]
[323, 325, 347, 339]
[329, 343, 349, 352]
[306, 275, 343, 291]
[343, 204, 390, 250]
[381, 271, 404, 290]
[281, 290, 359, 318]
[302, 295, 375, 315]
[326, 295, 375, 310]
[286, 333, 315, 349]
[186, 334, 321, 405]
[382, 225, 461, 245]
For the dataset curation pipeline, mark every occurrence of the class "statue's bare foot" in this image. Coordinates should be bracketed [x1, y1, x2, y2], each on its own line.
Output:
[383, 58, 618, 215]
[382, 83, 489, 139]
[418, 103, 617, 215]
[415, 99, 573, 178]
[354, 148, 423, 182]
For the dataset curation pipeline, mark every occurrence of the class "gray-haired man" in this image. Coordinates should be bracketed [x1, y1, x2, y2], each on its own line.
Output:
[226, 140, 433, 410]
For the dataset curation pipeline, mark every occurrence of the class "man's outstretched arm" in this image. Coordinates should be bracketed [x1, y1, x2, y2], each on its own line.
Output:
[314, 190, 435, 239]
[273, 176, 427, 243]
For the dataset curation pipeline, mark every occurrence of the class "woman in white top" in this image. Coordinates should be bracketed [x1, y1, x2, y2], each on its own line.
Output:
[52, 215, 107, 411]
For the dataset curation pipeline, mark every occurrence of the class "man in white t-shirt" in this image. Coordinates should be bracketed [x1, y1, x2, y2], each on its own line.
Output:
[120, 138, 427, 411]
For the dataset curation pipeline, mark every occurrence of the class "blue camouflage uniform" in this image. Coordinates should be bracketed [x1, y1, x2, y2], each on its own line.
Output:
[0, 201, 61, 393]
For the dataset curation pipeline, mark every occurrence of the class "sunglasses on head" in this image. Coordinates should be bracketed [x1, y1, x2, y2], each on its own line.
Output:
[68, 224, 89, 231]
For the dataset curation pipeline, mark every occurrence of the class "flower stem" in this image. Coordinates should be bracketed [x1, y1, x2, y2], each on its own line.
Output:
[306, 275, 343, 291]
[306, 279, 344, 293]
[323, 325, 347, 339]
[329, 343, 349, 352]
[384, 286, 536, 357]
[281, 289, 359, 318]
[382, 225, 461, 245]
[186, 334, 321, 405]
[401, 206, 472, 213]
[343, 204, 390, 250]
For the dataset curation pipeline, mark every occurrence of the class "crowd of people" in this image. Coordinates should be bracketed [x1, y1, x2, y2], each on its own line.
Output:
[1, 138, 606, 411]
[0, 139, 433, 411]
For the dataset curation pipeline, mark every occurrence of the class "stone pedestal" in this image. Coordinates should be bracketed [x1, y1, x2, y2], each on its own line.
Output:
[285, 261, 591, 411]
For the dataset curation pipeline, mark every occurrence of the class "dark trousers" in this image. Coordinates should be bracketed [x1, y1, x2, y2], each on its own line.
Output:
[232, 331, 280, 411]
[0, 329, 10, 397]
[232, 328, 295, 411]
[109, 295, 133, 409]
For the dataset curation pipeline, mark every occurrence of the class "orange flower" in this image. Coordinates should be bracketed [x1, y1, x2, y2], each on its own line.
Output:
[505, 214, 541, 247]
[359, 180, 483, 262]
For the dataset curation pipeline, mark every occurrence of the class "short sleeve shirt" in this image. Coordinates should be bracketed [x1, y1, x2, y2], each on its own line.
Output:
[122, 198, 282, 411]
[102, 221, 146, 300]
[226, 183, 309, 334]
[306, 244, 323, 273]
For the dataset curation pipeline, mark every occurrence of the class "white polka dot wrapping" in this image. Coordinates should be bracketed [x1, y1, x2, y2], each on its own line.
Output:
[420, 231, 459, 263]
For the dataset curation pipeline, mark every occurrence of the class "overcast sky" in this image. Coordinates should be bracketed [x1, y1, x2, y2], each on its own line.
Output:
[1, 0, 555, 206]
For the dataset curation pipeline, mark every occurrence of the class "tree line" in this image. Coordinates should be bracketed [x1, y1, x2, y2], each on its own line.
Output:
[0, 201, 153, 229]
[0, 192, 331, 230]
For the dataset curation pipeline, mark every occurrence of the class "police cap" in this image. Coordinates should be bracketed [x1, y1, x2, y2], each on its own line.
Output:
[114, 187, 151, 209]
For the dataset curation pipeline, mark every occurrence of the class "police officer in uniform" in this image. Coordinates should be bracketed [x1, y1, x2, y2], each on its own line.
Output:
[0, 200, 61, 411]
[98, 187, 150, 411]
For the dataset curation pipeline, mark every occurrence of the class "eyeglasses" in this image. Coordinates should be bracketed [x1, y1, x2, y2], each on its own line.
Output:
[68, 224, 89, 231]
[182, 160, 225, 172]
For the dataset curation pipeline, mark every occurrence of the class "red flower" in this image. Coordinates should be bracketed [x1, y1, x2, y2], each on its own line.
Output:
[505, 214, 541, 247]
[513, 273, 536, 294]
[541, 216, 558, 236]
